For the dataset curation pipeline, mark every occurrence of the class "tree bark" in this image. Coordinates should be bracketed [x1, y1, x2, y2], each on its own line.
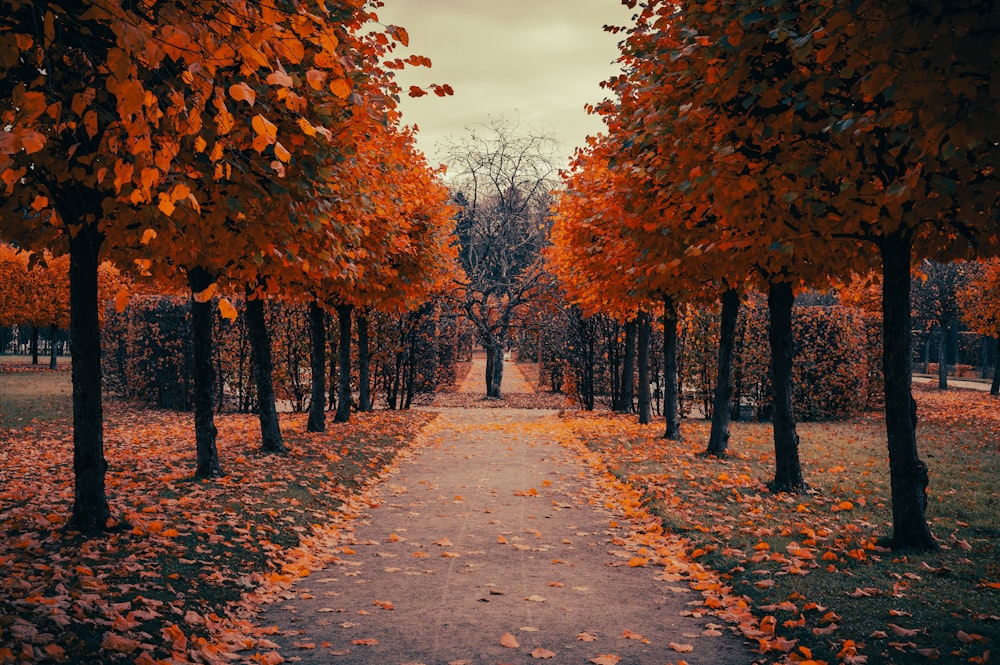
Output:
[768, 281, 805, 491]
[880, 232, 937, 551]
[937, 322, 949, 389]
[30, 325, 39, 364]
[619, 319, 637, 413]
[307, 300, 326, 432]
[358, 311, 372, 412]
[188, 267, 223, 479]
[637, 311, 652, 425]
[992, 334, 1000, 396]
[67, 224, 111, 534]
[246, 293, 286, 453]
[485, 339, 504, 398]
[335, 303, 353, 423]
[706, 289, 740, 456]
[663, 296, 681, 440]
[49, 324, 58, 370]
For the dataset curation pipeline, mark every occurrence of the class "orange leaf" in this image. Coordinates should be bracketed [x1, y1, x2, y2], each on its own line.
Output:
[329, 78, 351, 99]
[218, 298, 238, 322]
[162, 624, 187, 652]
[669, 642, 694, 653]
[531, 648, 556, 659]
[589, 656, 620, 665]
[229, 82, 256, 106]
[500, 632, 520, 649]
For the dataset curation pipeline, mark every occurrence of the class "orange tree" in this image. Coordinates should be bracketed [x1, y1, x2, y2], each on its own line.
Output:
[302, 121, 456, 429]
[609, 0, 1000, 550]
[0, 0, 447, 531]
[958, 258, 1000, 395]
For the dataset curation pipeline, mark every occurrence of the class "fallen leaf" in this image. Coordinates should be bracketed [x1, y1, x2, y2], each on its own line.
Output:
[500, 633, 520, 649]
[621, 629, 643, 640]
[578, 632, 598, 642]
[669, 642, 694, 653]
[589, 655, 621, 665]
[531, 648, 557, 659]
[351, 639, 378, 646]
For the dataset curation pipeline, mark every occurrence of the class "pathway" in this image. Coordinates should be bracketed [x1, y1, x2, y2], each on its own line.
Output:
[261, 359, 752, 664]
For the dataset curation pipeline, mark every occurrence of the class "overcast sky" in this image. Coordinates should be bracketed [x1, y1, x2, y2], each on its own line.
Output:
[373, 0, 633, 169]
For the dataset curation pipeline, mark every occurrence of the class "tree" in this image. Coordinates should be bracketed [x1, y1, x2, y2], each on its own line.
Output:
[912, 261, 969, 390]
[447, 117, 557, 398]
[958, 259, 1000, 395]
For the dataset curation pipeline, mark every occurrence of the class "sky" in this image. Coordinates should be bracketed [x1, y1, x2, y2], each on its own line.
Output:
[373, 0, 634, 169]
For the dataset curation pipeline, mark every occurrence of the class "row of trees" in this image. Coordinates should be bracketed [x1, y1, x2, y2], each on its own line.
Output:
[1, 0, 457, 533]
[548, 0, 999, 551]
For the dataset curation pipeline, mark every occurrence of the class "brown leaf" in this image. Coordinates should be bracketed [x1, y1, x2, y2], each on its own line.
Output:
[669, 642, 694, 653]
[578, 632, 598, 642]
[589, 656, 621, 665]
[500, 632, 520, 649]
[531, 648, 557, 659]
[888, 623, 922, 638]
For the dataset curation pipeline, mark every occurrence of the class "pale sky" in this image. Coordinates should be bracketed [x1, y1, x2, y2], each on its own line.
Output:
[373, 0, 633, 169]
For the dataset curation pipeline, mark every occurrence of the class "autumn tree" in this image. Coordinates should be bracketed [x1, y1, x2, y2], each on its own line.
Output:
[0, 0, 449, 529]
[447, 117, 557, 398]
[958, 259, 1000, 395]
[911, 260, 969, 390]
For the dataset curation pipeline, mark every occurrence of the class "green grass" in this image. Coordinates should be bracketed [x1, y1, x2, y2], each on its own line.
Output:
[566, 386, 1000, 664]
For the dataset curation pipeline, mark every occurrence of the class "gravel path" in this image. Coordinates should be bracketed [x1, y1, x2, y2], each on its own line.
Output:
[261, 360, 754, 664]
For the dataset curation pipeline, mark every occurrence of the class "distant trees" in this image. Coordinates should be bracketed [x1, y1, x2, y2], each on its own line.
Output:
[447, 118, 557, 398]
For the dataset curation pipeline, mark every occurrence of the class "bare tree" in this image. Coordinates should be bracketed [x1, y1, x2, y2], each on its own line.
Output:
[446, 117, 557, 397]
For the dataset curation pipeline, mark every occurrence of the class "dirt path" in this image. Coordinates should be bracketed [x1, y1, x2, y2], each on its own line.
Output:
[261, 361, 753, 664]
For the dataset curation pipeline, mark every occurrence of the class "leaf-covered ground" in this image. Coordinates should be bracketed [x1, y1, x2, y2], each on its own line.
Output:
[563, 384, 999, 665]
[0, 392, 432, 664]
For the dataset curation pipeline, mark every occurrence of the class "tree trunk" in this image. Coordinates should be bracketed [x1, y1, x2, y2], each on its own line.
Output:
[335, 303, 353, 423]
[992, 334, 1000, 396]
[706, 289, 740, 456]
[358, 311, 372, 412]
[768, 281, 805, 491]
[937, 322, 949, 390]
[880, 233, 937, 551]
[67, 224, 111, 534]
[307, 300, 326, 432]
[188, 267, 223, 479]
[637, 311, 652, 424]
[246, 293, 286, 454]
[328, 322, 338, 412]
[30, 325, 39, 364]
[404, 325, 419, 409]
[49, 324, 58, 370]
[619, 319, 637, 413]
[663, 296, 681, 440]
[485, 340, 504, 398]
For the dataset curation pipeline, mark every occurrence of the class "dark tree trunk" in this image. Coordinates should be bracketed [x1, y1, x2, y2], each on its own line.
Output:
[767, 281, 805, 491]
[485, 339, 504, 398]
[307, 300, 326, 432]
[404, 325, 418, 410]
[188, 268, 223, 479]
[706, 289, 740, 456]
[30, 325, 39, 364]
[329, 322, 338, 411]
[992, 334, 1000, 396]
[49, 324, 58, 370]
[246, 293, 286, 454]
[663, 296, 681, 440]
[880, 233, 937, 551]
[637, 311, 652, 425]
[937, 322, 949, 390]
[335, 303, 353, 423]
[619, 319, 637, 413]
[67, 224, 111, 534]
[358, 312, 372, 412]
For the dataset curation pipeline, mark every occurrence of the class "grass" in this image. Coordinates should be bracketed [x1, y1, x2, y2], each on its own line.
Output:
[0, 360, 72, 426]
[0, 369, 433, 663]
[564, 384, 1000, 665]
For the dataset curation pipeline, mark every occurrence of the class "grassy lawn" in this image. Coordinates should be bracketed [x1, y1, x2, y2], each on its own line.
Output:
[565, 384, 999, 664]
[0, 360, 72, 426]
[0, 366, 433, 663]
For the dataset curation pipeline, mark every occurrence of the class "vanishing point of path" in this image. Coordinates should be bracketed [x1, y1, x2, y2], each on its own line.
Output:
[262, 358, 754, 664]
